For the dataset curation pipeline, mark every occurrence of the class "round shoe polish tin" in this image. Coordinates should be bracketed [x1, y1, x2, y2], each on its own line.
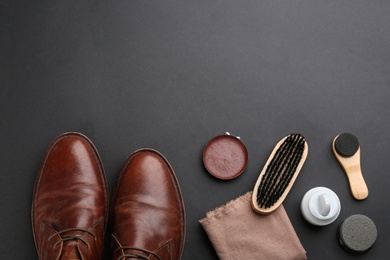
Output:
[203, 132, 248, 180]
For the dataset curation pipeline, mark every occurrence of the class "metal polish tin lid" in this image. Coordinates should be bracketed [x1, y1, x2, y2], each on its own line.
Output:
[203, 132, 248, 180]
[301, 187, 341, 226]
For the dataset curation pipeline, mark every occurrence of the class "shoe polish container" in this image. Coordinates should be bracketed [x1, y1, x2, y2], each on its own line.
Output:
[301, 187, 341, 226]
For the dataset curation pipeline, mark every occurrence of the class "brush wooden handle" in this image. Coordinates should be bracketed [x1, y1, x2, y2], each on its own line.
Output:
[332, 137, 369, 200]
[252, 135, 308, 214]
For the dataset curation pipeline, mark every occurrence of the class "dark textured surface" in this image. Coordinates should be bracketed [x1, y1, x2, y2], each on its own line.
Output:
[335, 133, 360, 157]
[2, 1, 390, 259]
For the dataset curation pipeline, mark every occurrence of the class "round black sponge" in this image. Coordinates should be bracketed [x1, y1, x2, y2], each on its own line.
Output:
[338, 214, 377, 253]
[335, 133, 359, 157]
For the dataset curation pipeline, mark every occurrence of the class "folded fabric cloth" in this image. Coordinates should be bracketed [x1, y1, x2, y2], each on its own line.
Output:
[199, 192, 307, 260]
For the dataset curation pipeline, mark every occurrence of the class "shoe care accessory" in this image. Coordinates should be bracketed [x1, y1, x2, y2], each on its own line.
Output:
[203, 132, 248, 180]
[200, 192, 307, 260]
[337, 214, 377, 253]
[252, 133, 308, 214]
[301, 187, 341, 226]
[332, 133, 368, 200]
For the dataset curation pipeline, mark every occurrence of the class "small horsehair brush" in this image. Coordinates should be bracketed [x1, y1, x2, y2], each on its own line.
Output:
[251, 133, 308, 214]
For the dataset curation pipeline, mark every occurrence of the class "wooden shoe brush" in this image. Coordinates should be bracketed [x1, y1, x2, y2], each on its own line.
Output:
[251, 134, 308, 214]
[332, 133, 368, 200]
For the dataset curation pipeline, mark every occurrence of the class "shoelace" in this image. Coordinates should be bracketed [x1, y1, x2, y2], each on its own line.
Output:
[48, 228, 95, 248]
[114, 246, 161, 260]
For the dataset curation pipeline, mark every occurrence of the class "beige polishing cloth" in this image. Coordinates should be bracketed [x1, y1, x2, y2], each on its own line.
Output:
[199, 192, 307, 260]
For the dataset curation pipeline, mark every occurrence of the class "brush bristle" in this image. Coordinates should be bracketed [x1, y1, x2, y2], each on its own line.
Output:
[256, 133, 305, 208]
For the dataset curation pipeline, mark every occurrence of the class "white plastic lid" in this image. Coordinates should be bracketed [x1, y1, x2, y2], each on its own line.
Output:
[301, 187, 341, 226]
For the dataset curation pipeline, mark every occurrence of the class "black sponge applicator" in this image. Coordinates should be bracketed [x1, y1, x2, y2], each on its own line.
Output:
[338, 214, 377, 253]
[334, 133, 359, 157]
[332, 133, 368, 200]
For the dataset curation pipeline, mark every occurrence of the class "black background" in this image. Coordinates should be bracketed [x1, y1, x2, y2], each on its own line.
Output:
[1, 1, 390, 259]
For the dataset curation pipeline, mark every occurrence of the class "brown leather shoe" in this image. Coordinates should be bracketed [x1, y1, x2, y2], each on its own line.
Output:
[110, 149, 186, 260]
[32, 132, 108, 260]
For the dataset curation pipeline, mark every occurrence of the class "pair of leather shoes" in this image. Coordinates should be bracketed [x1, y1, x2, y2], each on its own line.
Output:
[32, 132, 186, 260]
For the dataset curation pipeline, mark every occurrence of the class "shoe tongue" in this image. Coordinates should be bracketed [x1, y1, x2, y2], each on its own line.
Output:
[60, 241, 81, 260]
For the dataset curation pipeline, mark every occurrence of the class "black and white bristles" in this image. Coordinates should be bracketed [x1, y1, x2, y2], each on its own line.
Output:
[252, 134, 308, 214]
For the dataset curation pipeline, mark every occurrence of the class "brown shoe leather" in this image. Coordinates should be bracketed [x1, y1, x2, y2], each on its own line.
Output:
[110, 149, 186, 260]
[32, 132, 108, 260]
